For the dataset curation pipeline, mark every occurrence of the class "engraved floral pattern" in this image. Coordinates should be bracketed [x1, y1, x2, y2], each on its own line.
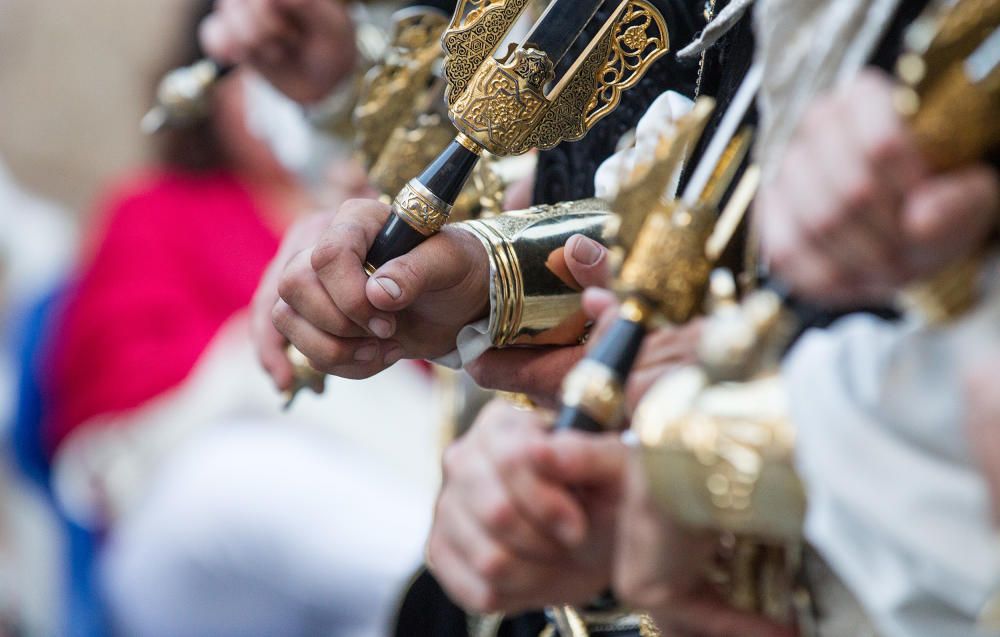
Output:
[393, 184, 451, 235]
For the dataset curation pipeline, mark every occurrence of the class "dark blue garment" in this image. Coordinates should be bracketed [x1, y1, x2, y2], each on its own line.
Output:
[7, 288, 109, 637]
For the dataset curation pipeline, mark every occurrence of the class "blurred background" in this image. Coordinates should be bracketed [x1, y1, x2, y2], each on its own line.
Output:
[0, 2, 446, 636]
[1, 2, 184, 634]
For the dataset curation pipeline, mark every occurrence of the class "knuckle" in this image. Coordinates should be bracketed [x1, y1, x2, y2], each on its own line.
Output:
[270, 302, 292, 332]
[483, 496, 516, 533]
[473, 546, 511, 582]
[310, 344, 344, 371]
[843, 175, 876, 212]
[339, 292, 370, 321]
[339, 198, 384, 222]
[866, 131, 904, 165]
[494, 439, 529, 476]
[276, 268, 307, 306]
[310, 237, 345, 274]
[441, 442, 466, 482]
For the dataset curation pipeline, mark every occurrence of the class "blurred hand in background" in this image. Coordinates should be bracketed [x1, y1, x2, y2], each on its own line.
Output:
[428, 399, 624, 613]
[200, 0, 356, 103]
[757, 69, 999, 307]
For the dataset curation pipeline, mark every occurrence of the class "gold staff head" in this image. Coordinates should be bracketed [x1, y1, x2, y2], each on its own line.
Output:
[442, 0, 671, 157]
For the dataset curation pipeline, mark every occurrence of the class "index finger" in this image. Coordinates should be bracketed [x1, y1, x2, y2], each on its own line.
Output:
[311, 199, 398, 338]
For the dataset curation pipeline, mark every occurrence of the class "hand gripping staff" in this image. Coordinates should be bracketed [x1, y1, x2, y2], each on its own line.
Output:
[140, 0, 388, 134]
[362, 0, 671, 271]
[893, 0, 1000, 322]
[555, 65, 763, 433]
[296, 0, 672, 403]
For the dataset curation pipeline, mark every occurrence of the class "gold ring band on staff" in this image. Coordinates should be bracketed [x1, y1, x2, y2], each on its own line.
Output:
[560, 359, 626, 429]
[392, 179, 454, 236]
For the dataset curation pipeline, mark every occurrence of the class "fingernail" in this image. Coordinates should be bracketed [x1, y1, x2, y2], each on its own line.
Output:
[383, 346, 404, 366]
[368, 317, 393, 339]
[571, 235, 603, 266]
[375, 277, 401, 300]
[354, 345, 377, 362]
[555, 519, 583, 547]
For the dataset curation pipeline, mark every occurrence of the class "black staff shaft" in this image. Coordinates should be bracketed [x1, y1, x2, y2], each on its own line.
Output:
[555, 306, 648, 432]
[365, 138, 481, 270]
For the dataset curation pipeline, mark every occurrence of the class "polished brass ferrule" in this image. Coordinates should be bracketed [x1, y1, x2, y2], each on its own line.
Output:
[560, 359, 626, 430]
[455, 132, 484, 156]
[392, 179, 454, 236]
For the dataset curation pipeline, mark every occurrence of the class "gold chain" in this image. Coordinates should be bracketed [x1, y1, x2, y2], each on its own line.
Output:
[694, 0, 718, 99]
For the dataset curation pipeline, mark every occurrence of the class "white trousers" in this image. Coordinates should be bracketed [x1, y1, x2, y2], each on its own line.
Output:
[100, 421, 433, 637]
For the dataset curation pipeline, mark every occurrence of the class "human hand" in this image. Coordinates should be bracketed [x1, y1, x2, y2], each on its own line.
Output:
[251, 160, 373, 391]
[272, 198, 490, 379]
[200, 0, 356, 104]
[614, 456, 796, 637]
[467, 236, 702, 409]
[758, 69, 999, 306]
[427, 399, 625, 613]
[253, 211, 335, 391]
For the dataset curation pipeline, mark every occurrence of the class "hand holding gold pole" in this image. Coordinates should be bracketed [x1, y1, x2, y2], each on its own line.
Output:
[141, 0, 386, 135]
[556, 64, 763, 433]
[295, 0, 671, 405]
[894, 0, 1000, 321]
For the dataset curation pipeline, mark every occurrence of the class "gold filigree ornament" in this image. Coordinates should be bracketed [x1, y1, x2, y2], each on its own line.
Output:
[893, 0, 1000, 322]
[353, 8, 450, 168]
[443, 0, 670, 156]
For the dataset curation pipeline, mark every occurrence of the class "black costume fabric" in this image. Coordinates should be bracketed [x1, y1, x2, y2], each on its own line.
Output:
[531, 0, 703, 205]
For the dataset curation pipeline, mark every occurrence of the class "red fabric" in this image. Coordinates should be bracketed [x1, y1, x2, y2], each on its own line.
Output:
[43, 170, 280, 456]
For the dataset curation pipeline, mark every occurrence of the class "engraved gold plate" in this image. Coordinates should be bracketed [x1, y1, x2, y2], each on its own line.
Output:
[445, 0, 670, 156]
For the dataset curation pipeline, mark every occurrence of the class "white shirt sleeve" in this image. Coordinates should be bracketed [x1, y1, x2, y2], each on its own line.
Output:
[784, 281, 1000, 637]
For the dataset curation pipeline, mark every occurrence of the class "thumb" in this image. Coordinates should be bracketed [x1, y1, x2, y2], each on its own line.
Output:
[366, 226, 484, 311]
[901, 164, 1000, 275]
[565, 234, 611, 289]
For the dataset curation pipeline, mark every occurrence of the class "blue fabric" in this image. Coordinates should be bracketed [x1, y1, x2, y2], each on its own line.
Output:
[6, 287, 109, 637]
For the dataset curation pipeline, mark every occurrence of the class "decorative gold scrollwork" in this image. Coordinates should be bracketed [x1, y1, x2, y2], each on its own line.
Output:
[584, 1, 670, 128]
[443, 0, 534, 108]
[449, 47, 555, 155]
[521, 0, 669, 152]
[445, 0, 669, 156]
